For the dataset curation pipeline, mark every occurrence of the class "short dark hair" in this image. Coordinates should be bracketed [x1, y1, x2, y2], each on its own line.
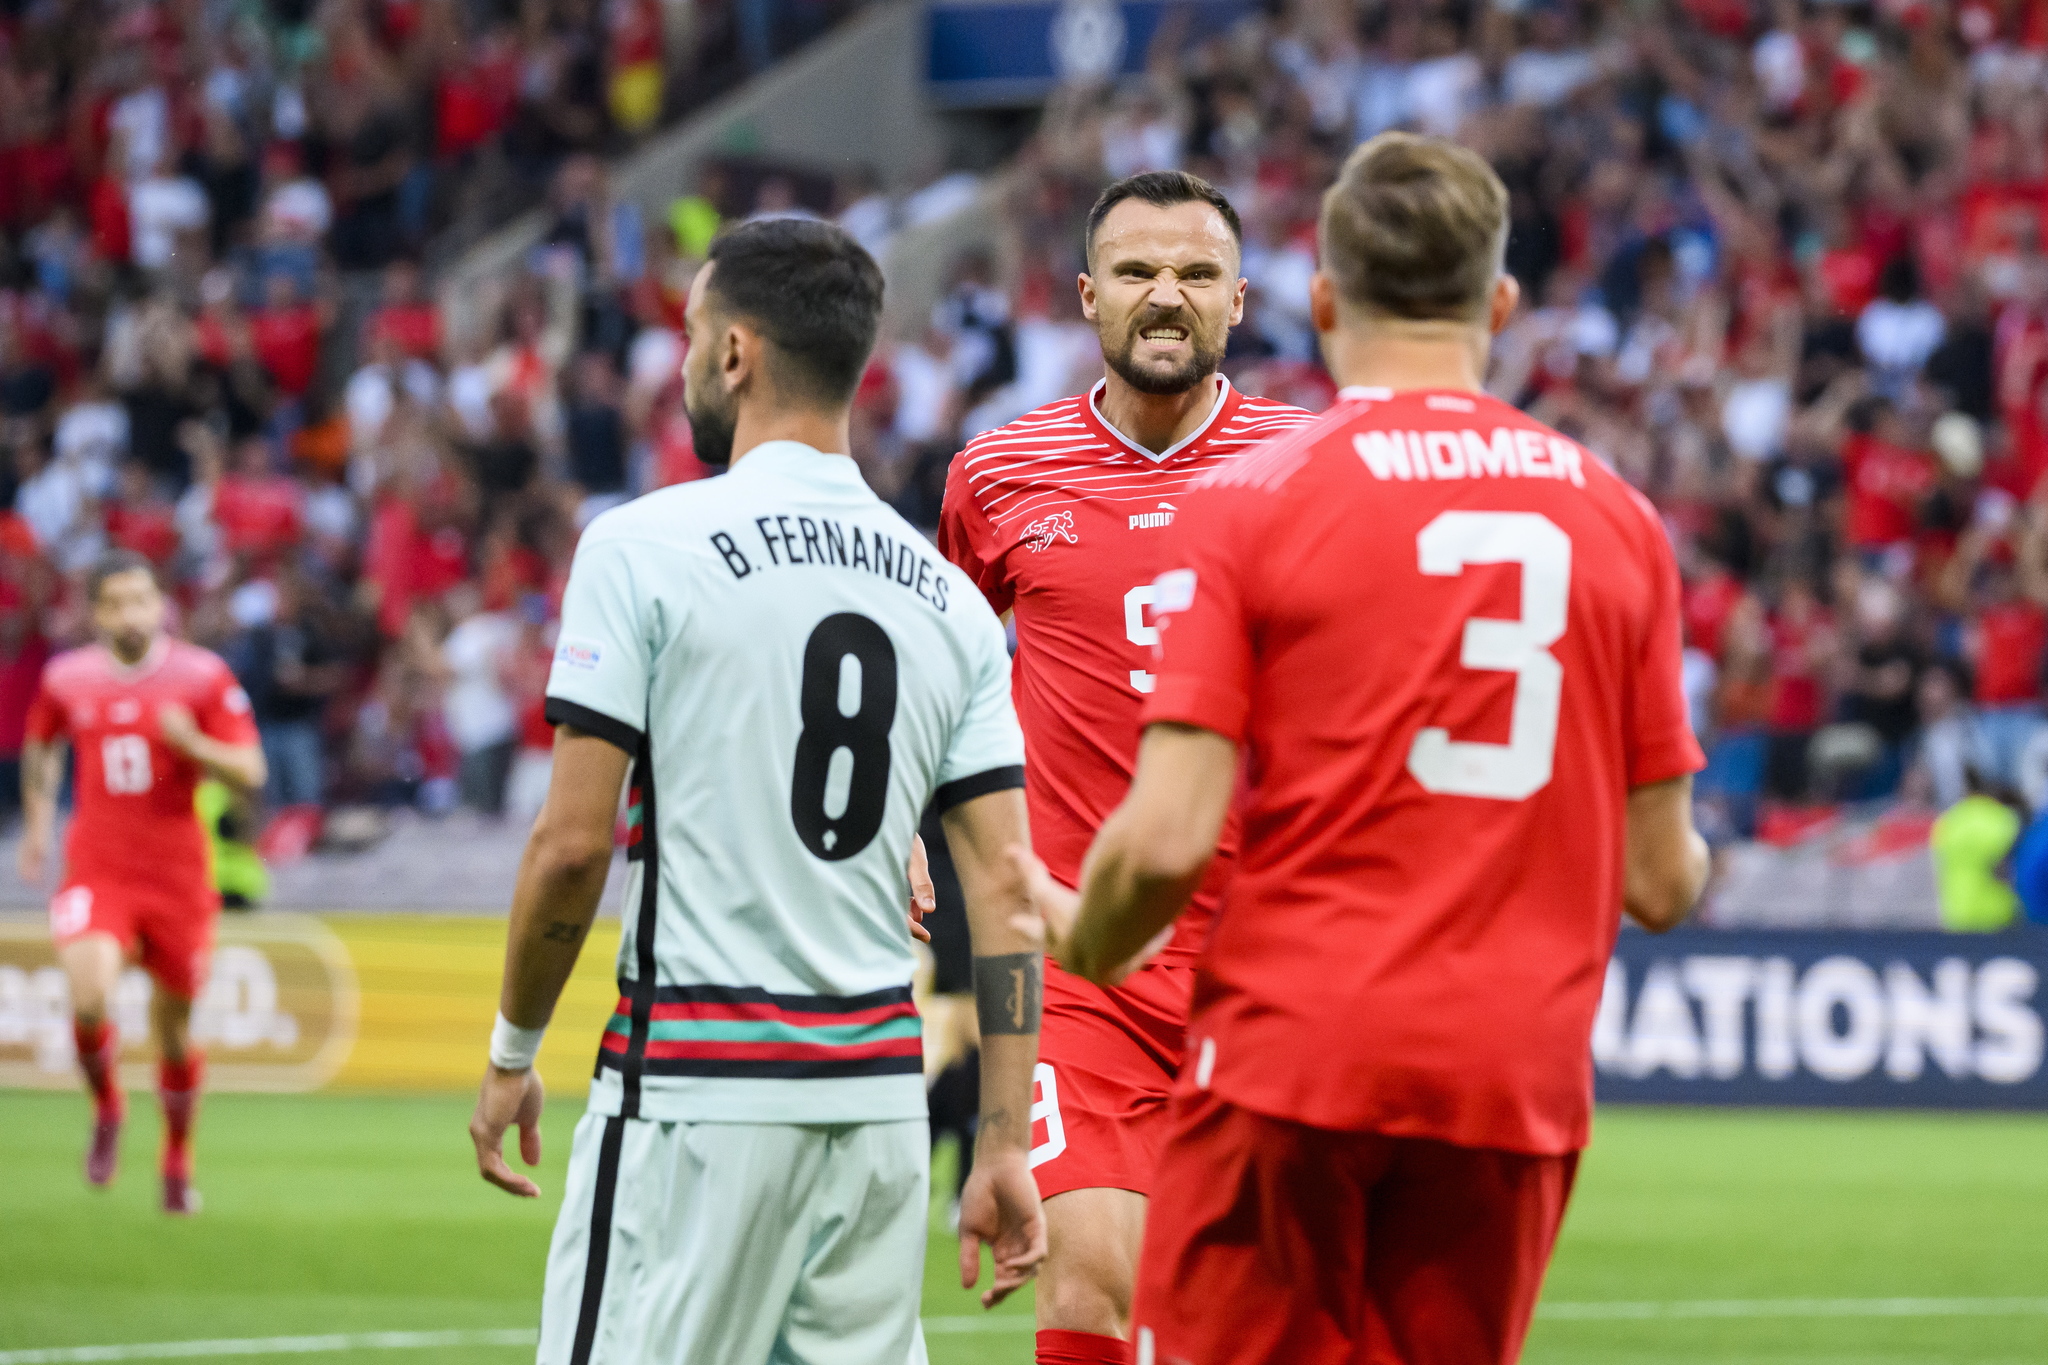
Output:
[1085, 172, 1243, 262]
[87, 549, 157, 602]
[703, 218, 885, 407]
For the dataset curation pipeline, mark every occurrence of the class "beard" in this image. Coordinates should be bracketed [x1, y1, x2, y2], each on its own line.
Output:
[105, 628, 153, 663]
[1101, 310, 1227, 396]
[685, 387, 738, 469]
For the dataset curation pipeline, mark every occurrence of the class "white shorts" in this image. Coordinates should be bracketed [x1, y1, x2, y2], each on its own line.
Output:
[538, 1111, 931, 1365]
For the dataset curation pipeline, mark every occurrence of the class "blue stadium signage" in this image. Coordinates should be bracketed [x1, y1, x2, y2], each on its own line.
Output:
[927, 0, 1258, 107]
[1595, 931, 2048, 1108]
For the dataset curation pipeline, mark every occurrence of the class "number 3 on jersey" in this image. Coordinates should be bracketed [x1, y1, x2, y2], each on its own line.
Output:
[1407, 511, 1571, 801]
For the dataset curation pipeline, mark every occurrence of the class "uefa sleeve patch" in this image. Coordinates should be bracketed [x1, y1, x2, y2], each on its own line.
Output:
[1151, 568, 1197, 615]
[555, 638, 604, 671]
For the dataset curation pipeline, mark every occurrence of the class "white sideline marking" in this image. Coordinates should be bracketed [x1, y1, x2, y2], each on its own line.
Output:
[922, 1315, 1035, 1333]
[1537, 1297, 2048, 1321]
[9, 1301, 2048, 1360]
[0, 1331, 537, 1363]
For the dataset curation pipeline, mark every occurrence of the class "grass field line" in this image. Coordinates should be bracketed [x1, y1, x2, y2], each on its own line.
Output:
[10, 1298, 2048, 1361]
[1536, 1296, 2048, 1321]
[0, 1330, 540, 1363]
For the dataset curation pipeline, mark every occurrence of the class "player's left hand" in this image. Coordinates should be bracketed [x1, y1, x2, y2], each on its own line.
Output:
[469, 1065, 546, 1198]
[157, 703, 200, 756]
[907, 833, 935, 944]
[957, 1145, 1047, 1309]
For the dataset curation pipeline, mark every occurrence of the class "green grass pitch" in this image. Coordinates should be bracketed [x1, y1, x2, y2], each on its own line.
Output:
[1, 1091, 2044, 1363]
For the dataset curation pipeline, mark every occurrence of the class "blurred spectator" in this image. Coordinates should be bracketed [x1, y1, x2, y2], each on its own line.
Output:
[565, 352, 630, 519]
[1939, 519, 2048, 787]
[439, 584, 520, 816]
[1929, 771, 2021, 931]
[0, 575, 49, 815]
[236, 572, 349, 809]
[1911, 665, 1982, 811]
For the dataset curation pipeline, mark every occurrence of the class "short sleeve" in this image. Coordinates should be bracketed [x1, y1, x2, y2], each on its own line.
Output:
[1626, 523, 1708, 788]
[932, 596, 1024, 812]
[197, 662, 260, 746]
[937, 451, 1014, 616]
[544, 533, 652, 754]
[23, 668, 64, 745]
[1140, 488, 1263, 745]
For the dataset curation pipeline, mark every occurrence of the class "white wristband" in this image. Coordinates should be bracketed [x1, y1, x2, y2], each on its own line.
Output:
[490, 1012, 547, 1071]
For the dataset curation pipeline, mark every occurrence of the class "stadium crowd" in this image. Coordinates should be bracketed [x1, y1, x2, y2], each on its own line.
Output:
[0, 0, 857, 826]
[3, 0, 2048, 848]
[868, 0, 2048, 850]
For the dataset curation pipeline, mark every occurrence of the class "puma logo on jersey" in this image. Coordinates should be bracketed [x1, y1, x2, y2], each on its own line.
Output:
[1022, 511, 1078, 552]
[1129, 502, 1176, 530]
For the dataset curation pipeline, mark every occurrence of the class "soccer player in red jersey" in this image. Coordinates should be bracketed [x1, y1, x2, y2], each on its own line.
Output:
[18, 551, 266, 1213]
[1019, 135, 1712, 1364]
[939, 171, 1310, 1365]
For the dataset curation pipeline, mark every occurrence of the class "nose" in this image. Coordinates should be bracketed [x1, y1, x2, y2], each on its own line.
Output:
[1146, 271, 1187, 310]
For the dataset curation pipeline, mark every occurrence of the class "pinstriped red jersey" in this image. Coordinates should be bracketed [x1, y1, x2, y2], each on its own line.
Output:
[939, 376, 1312, 963]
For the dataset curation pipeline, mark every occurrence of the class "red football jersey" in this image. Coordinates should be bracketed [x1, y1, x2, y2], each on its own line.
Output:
[940, 377, 1310, 962]
[1144, 386, 1704, 1154]
[24, 638, 259, 901]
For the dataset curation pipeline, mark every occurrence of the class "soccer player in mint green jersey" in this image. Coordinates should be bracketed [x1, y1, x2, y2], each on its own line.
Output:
[468, 219, 1047, 1365]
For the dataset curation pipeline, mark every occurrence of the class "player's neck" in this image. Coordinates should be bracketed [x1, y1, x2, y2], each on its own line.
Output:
[1095, 372, 1222, 455]
[1320, 320, 1490, 396]
[727, 406, 853, 466]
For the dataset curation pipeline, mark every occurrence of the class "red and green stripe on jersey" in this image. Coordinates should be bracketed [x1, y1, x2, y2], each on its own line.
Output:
[597, 983, 922, 1079]
[623, 782, 647, 859]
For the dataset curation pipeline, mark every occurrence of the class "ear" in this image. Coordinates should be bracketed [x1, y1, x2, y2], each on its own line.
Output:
[1488, 274, 1521, 336]
[1309, 271, 1340, 336]
[1229, 274, 1248, 329]
[720, 320, 756, 394]
[1076, 272, 1098, 323]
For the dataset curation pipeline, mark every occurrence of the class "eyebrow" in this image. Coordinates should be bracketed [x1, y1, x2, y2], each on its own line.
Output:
[1106, 256, 1230, 274]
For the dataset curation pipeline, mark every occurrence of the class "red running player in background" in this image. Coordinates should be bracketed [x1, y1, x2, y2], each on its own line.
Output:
[19, 549, 266, 1214]
[1022, 133, 1711, 1365]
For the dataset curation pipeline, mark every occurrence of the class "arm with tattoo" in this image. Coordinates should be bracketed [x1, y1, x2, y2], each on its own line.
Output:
[496, 727, 629, 1032]
[940, 785, 1047, 1306]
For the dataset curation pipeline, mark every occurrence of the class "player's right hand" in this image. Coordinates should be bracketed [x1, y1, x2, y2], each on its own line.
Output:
[957, 1145, 1047, 1309]
[1008, 844, 1171, 985]
[469, 1065, 545, 1198]
[1007, 844, 1075, 960]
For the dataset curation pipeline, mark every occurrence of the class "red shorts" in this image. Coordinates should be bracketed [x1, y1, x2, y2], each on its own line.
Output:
[1028, 959, 1192, 1199]
[50, 879, 219, 999]
[1133, 1089, 1578, 1365]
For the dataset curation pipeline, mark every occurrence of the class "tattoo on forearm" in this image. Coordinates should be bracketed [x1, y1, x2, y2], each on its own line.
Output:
[541, 921, 585, 944]
[973, 953, 1043, 1036]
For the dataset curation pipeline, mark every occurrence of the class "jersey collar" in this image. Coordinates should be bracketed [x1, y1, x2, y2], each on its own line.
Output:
[1335, 384, 1496, 411]
[101, 635, 170, 680]
[1082, 373, 1235, 464]
[730, 440, 868, 487]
